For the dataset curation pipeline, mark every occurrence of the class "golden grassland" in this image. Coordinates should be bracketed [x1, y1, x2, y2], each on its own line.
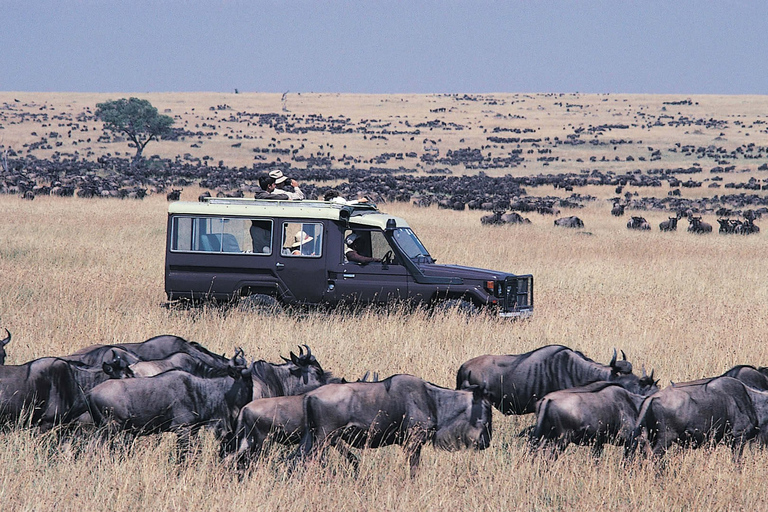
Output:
[2, 187, 768, 510]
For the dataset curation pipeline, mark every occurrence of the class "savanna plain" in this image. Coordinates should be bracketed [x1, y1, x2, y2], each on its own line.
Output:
[1, 92, 768, 511]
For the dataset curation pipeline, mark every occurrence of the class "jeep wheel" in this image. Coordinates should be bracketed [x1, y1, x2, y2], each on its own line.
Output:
[237, 294, 284, 314]
[432, 299, 479, 317]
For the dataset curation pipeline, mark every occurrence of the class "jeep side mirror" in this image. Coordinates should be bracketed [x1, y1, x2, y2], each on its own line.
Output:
[386, 218, 396, 231]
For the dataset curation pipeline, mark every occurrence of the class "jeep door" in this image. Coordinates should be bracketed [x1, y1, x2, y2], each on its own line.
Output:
[325, 228, 409, 304]
[274, 221, 328, 304]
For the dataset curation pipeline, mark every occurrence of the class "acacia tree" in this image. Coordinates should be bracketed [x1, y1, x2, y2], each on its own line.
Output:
[95, 97, 174, 167]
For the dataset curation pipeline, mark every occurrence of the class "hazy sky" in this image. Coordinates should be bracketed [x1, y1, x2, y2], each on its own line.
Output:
[3, 1, 767, 94]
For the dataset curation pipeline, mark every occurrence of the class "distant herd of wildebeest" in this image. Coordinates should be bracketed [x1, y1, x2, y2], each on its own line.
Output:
[2, 328, 768, 475]
[3, 152, 767, 236]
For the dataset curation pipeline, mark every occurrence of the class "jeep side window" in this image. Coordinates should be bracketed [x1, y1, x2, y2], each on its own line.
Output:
[344, 229, 397, 263]
[171, 216, 270, 254]
[282, 222, 323, 257]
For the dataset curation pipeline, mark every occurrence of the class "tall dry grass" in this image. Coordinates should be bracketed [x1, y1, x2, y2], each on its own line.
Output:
[1, 191, 768, 510]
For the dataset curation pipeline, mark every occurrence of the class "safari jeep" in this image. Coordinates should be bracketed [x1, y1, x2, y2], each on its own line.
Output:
[165, 198, 533, 317]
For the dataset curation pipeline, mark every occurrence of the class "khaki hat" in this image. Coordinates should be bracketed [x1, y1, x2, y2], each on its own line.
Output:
[290, 230, 313, 249]
[269, 169, 287, 184]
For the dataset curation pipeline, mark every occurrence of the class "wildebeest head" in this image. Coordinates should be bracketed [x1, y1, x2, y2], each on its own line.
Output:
[250, 344, 336, 399]
[101, 350, 134, 379]
[609, 348, 633, 375]
[637, 366, 660, 395]
[434, 381, 493, 452]
[0, 329, 10, 365]
[227, 347, 250, 379]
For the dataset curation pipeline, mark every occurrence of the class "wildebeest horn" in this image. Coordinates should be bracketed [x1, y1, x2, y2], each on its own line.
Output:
[609, 348, 617, 367]
[298, 345, 304, 356]
[1, 329, 10, 346]
[641, 365, 647, 378]
[650, 369, 655, 380]
[303, 344, 312, 358]
[289, 351, 300, 365]
[621, 350, 627, 361]
[281, 356, 291, 364]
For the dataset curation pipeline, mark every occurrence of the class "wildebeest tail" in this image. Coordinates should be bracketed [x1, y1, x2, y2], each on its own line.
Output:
[624, 396, 655, 459]
[530, 397, 552, 448]
[294, 394, 316, 460]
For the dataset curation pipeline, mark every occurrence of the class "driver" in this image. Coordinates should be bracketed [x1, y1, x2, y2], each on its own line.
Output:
[345, 234, 382, 265]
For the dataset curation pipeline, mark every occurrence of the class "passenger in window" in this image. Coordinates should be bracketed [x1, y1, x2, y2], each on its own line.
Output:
[254, 175, 289, 200]
[250, 220, 271, 253]
[290, 231, 316, 256]
[270, 170, 304, 200]
[345, 234, 381, 264]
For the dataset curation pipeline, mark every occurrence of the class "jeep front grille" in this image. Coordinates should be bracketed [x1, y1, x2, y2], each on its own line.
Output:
[505, 275, 533, 311]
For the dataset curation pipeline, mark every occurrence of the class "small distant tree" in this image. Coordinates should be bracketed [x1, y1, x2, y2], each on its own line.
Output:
[95, 97, 174, 167]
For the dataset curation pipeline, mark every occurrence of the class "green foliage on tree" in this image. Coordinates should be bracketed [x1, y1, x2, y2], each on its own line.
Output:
[95, 97, 174, 166]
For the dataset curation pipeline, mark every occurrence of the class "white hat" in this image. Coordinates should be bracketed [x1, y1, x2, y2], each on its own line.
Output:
[269, 169, 287, 184]
[290, 230, 313, 249]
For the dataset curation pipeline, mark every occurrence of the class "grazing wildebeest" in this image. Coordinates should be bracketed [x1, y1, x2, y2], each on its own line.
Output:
[0, 329, 10, 365]
[625, 376, 762, 461]
[531, 380, 653, 458]
[166, 189, 182, 201]
[687, 215, 712, 234]
[659, 216, 679, 232]
[554, 216, 584, 229]
[718, 218, 737, 234]
[611, 202, 626, 217]
[295, 374, 492, 477]
[627, 216, 650, 230]
[456, 345, 657, 415]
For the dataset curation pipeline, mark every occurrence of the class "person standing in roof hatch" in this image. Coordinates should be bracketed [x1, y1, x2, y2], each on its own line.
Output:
[269, 170, 304, 200]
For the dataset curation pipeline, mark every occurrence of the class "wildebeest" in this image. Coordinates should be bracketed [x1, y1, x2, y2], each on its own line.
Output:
[87, 355, 253, 444]
[687, 215, 712, 234]
[531, 380, 652, 458]
[128, 347, 245, 378]
[166, 189, 182, 201]
[294, 374, 492, 477]
[0, 329, 10, 365]
[0, 353, 131, 430]
[722, 365, 768, 391]
[611, 202, 626, 217]
[65, 335, 229, 368]
[456, 345, 658, 415]
[627, 216, 650, 230]
[625, 376, 762, 460]
[659, 216, 679, 232]
[554, 216, 584, 229]
[90, 346, 335, 452]
[231, 371, 378, 466]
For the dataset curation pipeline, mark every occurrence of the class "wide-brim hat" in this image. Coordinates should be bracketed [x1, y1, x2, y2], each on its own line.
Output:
[290, 231, 313, 248]
[269, 169, 287, 184]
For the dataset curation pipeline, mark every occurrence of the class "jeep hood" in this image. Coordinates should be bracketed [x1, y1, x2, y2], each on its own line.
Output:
[416, 263, 511, 282]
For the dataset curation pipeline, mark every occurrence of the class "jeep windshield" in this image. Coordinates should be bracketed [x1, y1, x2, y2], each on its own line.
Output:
[392, 228, 434, 263]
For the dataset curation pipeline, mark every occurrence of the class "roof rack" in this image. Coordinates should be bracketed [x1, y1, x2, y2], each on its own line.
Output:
[201, 196, 380, 213]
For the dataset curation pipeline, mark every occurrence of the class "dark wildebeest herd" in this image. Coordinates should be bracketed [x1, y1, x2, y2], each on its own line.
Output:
[3, 329, 768, 476]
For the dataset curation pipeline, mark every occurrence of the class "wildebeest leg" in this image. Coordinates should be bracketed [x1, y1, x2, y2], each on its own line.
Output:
[333, 442, 360, 471]
[590, 440, 605, 458]
[404, 430, 427, 478]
